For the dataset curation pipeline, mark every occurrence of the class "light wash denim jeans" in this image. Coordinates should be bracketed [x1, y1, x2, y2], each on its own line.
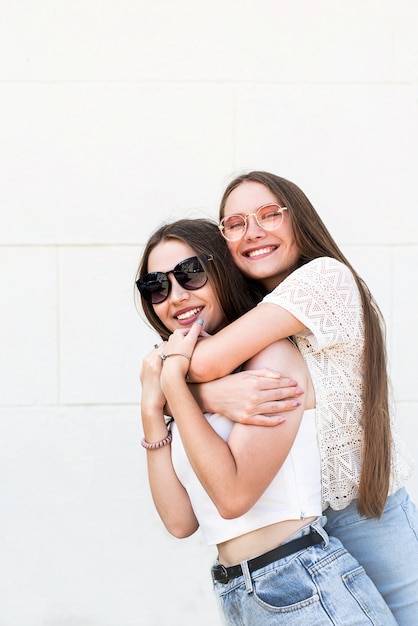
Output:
[212, 518, 396, 625]
[325, 487, 418, 626]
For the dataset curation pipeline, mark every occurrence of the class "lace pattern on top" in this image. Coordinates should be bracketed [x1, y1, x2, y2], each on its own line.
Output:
[262, 257, 413, 510]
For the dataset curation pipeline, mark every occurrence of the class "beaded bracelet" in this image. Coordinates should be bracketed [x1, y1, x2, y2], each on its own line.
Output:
[141, 430, 173, 450]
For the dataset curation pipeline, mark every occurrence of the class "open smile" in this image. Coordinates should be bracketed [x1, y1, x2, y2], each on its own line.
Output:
[245, 246, 277, 258]
[175, 306, 203, 321]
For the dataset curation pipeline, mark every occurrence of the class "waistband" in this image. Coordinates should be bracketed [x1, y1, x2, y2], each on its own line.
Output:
[211, 529, 323, 584]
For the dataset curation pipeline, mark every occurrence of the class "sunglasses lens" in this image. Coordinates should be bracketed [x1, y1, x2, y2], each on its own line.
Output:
[137, 274, 170, 304]
[174, 257, 207, 289]
[137, 257, 208, 305]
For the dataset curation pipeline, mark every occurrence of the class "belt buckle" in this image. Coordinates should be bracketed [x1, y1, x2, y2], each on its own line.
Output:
[212, 563, 229, 584]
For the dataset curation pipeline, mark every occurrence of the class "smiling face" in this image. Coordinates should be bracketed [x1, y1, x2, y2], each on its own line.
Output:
[148, 239, 227, 335]
[223, 181, 300, 291]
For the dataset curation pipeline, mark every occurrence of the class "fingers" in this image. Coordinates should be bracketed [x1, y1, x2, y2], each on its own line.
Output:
[242, 371, 304, 396]
[150, 341, 167, 359]
[256, 398, 303, 414]
[165, 319, 204, 354]
[244, 368, 300, 387]
[197, 329, 211, 338]
[260, 386, 304, 401]
[258, 377, 302, 392]
[187, 318, 205, 342]
[234, 398, 302, 421]
[235, 413, 288, 427]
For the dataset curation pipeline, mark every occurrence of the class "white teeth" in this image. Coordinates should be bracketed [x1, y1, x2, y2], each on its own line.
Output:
[247, 247, 274, 258]
[176, 307, 202, 320]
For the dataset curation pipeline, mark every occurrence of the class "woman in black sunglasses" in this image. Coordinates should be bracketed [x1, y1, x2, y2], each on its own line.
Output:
[136, 218, 395, 625]
[135, 218, 263, 340]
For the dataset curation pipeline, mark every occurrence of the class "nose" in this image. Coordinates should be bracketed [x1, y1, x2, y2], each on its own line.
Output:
[169, 275, 190, 302]
[244, 213, 265, 239]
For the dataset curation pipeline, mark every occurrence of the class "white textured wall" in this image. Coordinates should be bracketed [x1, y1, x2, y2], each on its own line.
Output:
[0, 2, 417, 625]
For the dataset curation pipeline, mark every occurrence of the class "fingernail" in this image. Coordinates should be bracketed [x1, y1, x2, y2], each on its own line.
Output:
[197, 318, 204, 326]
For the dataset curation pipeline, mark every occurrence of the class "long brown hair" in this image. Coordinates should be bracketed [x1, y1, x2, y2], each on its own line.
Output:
[135, 218, 263, 341]
[220, 171, 391, 518]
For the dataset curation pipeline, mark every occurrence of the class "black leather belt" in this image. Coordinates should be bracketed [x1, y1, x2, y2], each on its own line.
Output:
[211, 530, 323, 584]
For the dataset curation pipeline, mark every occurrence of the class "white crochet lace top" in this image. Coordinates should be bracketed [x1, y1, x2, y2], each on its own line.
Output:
[262, 257, 413, 511]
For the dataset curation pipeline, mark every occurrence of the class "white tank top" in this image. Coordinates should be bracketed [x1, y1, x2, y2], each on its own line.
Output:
[170, 408, 321, 546]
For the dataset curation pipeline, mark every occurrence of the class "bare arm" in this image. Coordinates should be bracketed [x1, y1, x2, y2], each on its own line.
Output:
[189, 369, 304, 426]
[188, 303, 305, 383]
[140, 348, 199, 538]
[160, 321, 312, 519]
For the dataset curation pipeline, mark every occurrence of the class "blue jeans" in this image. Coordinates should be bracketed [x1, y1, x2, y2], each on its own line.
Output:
[213, 519, 396, 625]
[325, 487, 418, 626]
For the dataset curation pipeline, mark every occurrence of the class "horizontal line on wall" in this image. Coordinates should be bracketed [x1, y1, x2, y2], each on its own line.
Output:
[0, 79, 415, 86]
[1, 243, 417, 249]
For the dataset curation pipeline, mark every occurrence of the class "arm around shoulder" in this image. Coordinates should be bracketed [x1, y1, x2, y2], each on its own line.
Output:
[189, 304, 304, 382]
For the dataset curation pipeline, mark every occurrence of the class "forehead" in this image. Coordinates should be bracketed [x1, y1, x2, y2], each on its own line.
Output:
[224, 181, 279, 215]
[148, 239, 196, 272]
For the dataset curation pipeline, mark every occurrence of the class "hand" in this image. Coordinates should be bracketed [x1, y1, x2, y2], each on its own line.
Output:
[195, 369, 304, 426]
[160, 320, 203, 380]
[140, 343, 168, 413]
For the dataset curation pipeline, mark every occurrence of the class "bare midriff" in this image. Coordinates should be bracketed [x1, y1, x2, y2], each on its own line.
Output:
[216, 516, 317, 567]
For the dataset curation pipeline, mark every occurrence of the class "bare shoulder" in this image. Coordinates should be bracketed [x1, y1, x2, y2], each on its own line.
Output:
[244, 338, 303, 371]
[245, 338, 315, 409]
